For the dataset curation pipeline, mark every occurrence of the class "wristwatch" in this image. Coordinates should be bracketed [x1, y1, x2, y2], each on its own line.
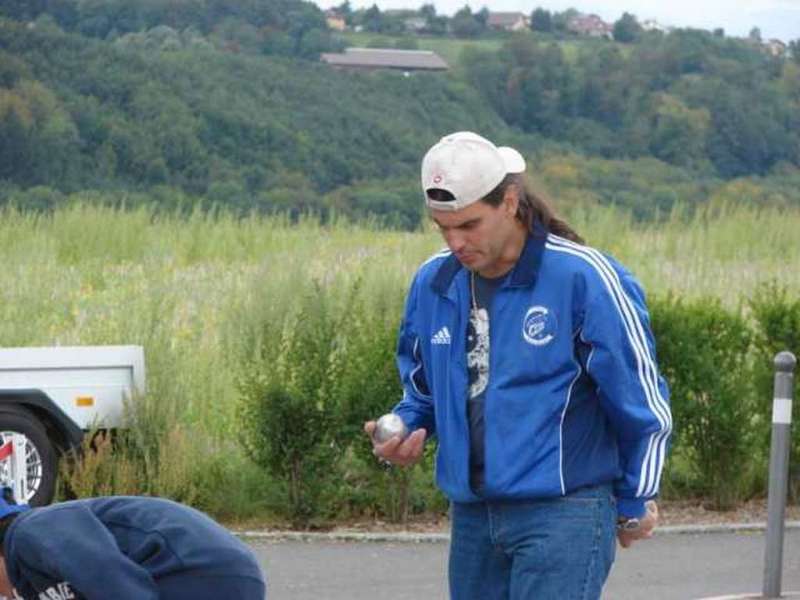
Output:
[617, 516, 641, 531]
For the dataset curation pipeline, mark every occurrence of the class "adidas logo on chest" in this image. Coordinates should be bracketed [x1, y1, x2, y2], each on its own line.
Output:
[431, 326, 451, 345]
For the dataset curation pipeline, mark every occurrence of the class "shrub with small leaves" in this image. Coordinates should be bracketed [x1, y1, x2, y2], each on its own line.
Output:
[237, 281, 346, 526]
[749, 282, 800, 496]
[651, 294, 755, 510]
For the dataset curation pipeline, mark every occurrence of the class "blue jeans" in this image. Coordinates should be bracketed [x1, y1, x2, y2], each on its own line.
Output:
[448, 484, 617, 600]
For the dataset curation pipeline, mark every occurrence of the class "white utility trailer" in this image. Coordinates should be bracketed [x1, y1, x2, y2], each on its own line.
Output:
[0, 346, 145, 505]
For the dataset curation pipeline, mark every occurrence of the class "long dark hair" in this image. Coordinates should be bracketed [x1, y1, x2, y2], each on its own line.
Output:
[482, 174, 584, 243]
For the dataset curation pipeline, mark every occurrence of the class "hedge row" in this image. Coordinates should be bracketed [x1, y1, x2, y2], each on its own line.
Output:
[652, 283, 800, 509]
[237, 282, 800, 525]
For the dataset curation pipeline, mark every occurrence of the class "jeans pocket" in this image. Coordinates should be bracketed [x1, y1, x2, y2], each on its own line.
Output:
[495, 491, 616, 599]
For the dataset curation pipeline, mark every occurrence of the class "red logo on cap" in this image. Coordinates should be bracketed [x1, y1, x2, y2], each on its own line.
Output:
[433, 174, 443, 184]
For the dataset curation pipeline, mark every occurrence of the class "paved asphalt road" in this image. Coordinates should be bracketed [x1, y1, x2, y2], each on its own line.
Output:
[250, 529, 800, 599]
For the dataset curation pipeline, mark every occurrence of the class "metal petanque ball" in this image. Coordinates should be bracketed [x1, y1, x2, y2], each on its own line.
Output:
[373, 413, 408, 444]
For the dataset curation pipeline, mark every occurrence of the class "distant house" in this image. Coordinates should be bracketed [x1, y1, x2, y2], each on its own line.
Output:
[320, 48, 449, 72]
[763, 38, 787, 57]
[325, 9, 346, 32]
[641, 19, 667, 33]
[488, 12, 529, 32]
[404, 17, 427, 33]
[567, 13, 612, 38]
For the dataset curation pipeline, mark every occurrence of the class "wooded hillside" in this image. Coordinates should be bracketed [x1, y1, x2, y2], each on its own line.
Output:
[1, 0, 799, 225]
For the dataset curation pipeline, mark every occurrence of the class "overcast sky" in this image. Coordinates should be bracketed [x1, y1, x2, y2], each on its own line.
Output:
[313, 0, 800, 42]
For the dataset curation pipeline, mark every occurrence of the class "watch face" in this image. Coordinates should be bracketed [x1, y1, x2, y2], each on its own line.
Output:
[618, 518, 641, 531]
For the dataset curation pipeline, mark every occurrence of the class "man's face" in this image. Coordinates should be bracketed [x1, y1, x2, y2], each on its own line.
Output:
[429, 190, 519, 277]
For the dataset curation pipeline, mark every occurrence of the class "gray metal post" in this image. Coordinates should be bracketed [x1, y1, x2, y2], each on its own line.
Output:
[763, 350, 797, 598]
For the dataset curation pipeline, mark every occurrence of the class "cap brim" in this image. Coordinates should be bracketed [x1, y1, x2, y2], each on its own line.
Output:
[498, 147, 526, 174]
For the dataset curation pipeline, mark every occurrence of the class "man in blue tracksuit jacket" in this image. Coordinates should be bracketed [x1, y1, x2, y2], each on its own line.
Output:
[0, 494, 265, 600]
[366, 131, 671, 600]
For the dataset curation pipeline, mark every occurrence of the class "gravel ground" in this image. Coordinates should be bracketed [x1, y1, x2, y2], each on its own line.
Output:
[233, 499, 800, 538]
[657, 499, 800, 527]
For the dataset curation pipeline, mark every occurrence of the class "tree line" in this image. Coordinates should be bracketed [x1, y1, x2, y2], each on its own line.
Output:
[1, 0, 799, 225]
[463, 28, 800, 178]
[0, 0, 339, 57]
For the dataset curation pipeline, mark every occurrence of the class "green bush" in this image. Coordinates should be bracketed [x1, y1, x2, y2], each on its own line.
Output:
[237, 282, 346, 526]
[651, 295, 756, 509]
[330, 292, 445, 522]
[749, 282, 800, 496]
[750, 281, 800, 394]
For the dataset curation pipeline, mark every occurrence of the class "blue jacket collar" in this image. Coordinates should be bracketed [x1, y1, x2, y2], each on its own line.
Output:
[431, 228, 547, 296]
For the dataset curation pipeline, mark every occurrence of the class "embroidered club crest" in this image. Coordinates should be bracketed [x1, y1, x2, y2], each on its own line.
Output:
[522, 306, 556, 346]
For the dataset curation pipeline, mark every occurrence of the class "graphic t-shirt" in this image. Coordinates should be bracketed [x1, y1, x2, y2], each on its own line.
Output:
[466, 271, 506, 493]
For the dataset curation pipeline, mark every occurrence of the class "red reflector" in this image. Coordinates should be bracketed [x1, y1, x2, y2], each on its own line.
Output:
[0, 441, 13, 460]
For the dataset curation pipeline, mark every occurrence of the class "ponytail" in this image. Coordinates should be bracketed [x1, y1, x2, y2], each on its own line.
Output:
[482, 174, 584, 244]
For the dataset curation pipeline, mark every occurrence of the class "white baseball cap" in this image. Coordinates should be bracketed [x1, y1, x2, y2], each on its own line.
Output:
[421, 131, 526, 212]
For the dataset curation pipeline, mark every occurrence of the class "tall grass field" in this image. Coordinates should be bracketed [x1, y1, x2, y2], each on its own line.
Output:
[1, 201, 798, 524]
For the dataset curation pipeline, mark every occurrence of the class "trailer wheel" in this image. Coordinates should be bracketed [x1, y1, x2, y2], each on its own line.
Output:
[0, 408, 57, 506]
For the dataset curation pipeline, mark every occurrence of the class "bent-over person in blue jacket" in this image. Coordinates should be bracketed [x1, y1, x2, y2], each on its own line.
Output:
[0, 492, 265, 600]
[366, 131, 672, 600]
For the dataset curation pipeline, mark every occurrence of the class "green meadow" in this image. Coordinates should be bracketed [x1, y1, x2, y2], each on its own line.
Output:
[334, 30, 596, 67]
[1, 201, 798, 522]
